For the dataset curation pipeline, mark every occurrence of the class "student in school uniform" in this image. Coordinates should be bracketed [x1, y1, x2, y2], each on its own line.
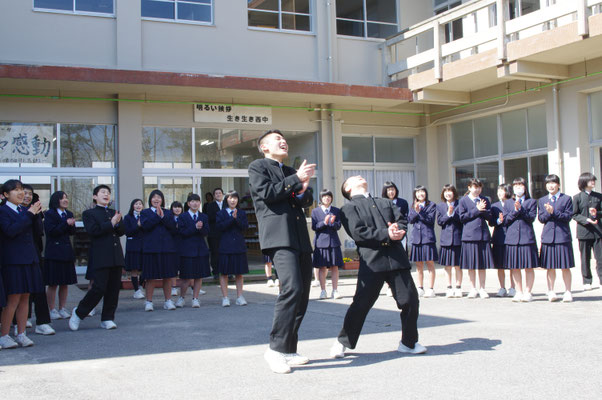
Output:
[382, 181, 410, 297]
[201, 192, 213, 215]
[503, 177, 539, 303]
[170, 201, 184, 297]
[206, 188, 225, 279]
[0, 179, 44, 348]
[140, 190, 178, 311]
[489, 184, 516, 298]
[44, 191, 77, 321]
[216, 190, 249, 307]
[572, 172, 602, 290]
[123, 199, 145, 300]
[408, 185, 438, 298]
[436, 184, 463, 298]
[174, 194, 211, 308]
[457, 178, 493, 299]
[311, 189, 344, 300]
[539, 174, 575, 302]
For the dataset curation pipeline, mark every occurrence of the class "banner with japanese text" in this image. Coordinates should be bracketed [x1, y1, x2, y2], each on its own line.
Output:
[0, 124, 54, 164]
[193, 104, 272, 125]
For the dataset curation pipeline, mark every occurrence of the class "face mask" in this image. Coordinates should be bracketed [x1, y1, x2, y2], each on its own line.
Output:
[514, 187, 525, 197]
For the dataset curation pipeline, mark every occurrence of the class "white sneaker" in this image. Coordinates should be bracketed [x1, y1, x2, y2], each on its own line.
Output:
[478, 289, 489, 299]
[274, 279, 280, 286]
[467, 288, 478, 299]
[547, 291, 559, 302]
[584, 283, 593, 291]
[0, 335, 18, 349]
[330, 339, 346, 359]
[417, 287, 425, 297]
[222, 297, 231, 307]
[397, 341, 427, 354]
[319, 290, 328, 300]
[145, 301, 154, 312]
[192, 298, 201, 308]
[198, 289, 206, 295]
[266, 279, 275, 287]
[236, 296, 248, 306]
[100, 320, 117, 330]
[331, 290, 343, 299]
[15, 333, 34, 347]
[445, 288, 454, 298]
[311, 280, 319, 287]
[424, 288, 436, 298]
[522, 292, 533, 302]
[171, 287, 179, 296]
[512, 292, 523, 302]
[58, 308, 71, 319]
[264, 348, 291, 374]
[284, 353, 310, 365]
[69, 308, 81, 331]
[49, 309, 61, 320]
[496, 288, 507, 297]
[35, 324, 55, 336]
[175, 296, 185, 308]
[386, 287, 393, 297]
[26, 319, 33, 328]
[88, 308, 97, 317]
[507, 287, 517, 297]
[163, 299, 176, 310]
[133, 289, 145, 299]
[454, 288, 463, 298]
[562, 291, 573, 302]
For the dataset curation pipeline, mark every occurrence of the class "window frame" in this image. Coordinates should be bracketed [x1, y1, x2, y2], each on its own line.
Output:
[342, 134, 416, 167]
[141, 0, 214, 26]
[248, 0, 314, 34]
[33, 0, 116, 18]
[335, 0, 399, 40]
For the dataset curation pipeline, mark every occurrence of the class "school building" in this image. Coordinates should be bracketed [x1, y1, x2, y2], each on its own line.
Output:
[1, 0, 602, 267]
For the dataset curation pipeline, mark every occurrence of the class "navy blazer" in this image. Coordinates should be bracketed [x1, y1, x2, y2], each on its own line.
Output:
[43, 208, 76, 262]
[216, 208, 248, 254]
[311, 206, 342, 248]
[0, 203, 39, 265]
[123, 214, 143, 253]
[408, 201, 436, 245]
[436, 201, 462, 246]
[538, 193, 573, 244]
[205, 201, 224, 238]
[177, 211, 210, 257]
[392, 197, 409, 218]
[140, 208, 177, 253]
[457, 195, 492, 242]
[489, 201, 506, 246]
[503, 197, 537, 245]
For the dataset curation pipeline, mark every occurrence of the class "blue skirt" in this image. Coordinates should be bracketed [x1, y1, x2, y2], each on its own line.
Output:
[504, 244, 539, 269]
[312, 247, 344, 268]
[540, 243, 575, 269]
[410, 243, 438, 262]
[179, 255, 211, 279]
[142, 253, 178, 280]
[2, 263, 44, 295]
[219, 253, 249, 275]
[492, 244, 507, 269]
[439, 245, 461, 266]
[124, 251, 143, 271]
[43, 259, 77, 286]
[460, 241, 493, 270]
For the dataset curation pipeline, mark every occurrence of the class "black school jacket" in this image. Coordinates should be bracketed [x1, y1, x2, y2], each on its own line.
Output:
[340, 195, 411, 273]
[82, 205, 125, 270]
[572, 190, 602, 240]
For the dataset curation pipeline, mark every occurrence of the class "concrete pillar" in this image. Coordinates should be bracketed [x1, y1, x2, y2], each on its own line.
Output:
[116, 0, 142, 69]
[117, 94, 144, 210]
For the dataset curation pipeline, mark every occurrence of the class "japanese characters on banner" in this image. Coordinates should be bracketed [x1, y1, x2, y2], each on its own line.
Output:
[194, 103, 272, 125]
[0, 124, 54, 164]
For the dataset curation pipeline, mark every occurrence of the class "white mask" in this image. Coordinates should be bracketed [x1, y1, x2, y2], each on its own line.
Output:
[514, 187, 525, 197]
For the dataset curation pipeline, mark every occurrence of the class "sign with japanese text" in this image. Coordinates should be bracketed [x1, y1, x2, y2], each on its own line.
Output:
[0, 124, 54, 164]
[194, 104, 272, 125]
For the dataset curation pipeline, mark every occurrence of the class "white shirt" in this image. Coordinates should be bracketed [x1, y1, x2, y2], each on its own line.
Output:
[188, 210, 199, 219]
[549, 193, 560, 202]
[446, 201, 455, 216]
[216, 200, 224, 210]
[516, 195, 526, 203]
[468, 194, 480, 202]
[6, 201, 19, 213]
[362, 193, 370, 198]
[150, 206, 157, 213]
[320, 205, 331, 214]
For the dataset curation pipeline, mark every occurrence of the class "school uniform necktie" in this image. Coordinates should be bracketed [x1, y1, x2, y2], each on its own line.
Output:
[551, 196, 556, 204]
[193, 213, 197, 222]
[519, 198, 523, 205]
[61, 212, 67, 220]
[17, 206, 23, 214]
[474, 198, 479, 205]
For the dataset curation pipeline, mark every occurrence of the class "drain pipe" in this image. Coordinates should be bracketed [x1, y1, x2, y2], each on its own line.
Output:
[326, 0, 334, 83]
[330, 111, 337, 191]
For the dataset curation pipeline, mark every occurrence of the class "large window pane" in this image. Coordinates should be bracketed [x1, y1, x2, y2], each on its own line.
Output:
[527, 104, 547, 150]
[248, 0, 279, 11]
[282, 14, 310, 31]
[61, 124, 115, 168]
[143, 176, 193, 208]
[375, 137, 414, 163]
[76, 0, 114, 13]
[474, 115, 498, 158]
[336, 0, 364, 20]
[34, 0, 73, 11]
[504, 157, 528, 184]
[282, 0, 310, 13]
[60, 176, 116, 220]
[337, 19, 364, 37]
[451, 120, 473, 161]
[591, 91, 602, 141]
[476, 161, 499, 201]
[195, 128, 266, 169]
[143, 127, 192, 168]
[285, 131, 318, 167]
[142, 0, 175, 19]
[530, 154, 548, 199]
[502, 109, 527, 154]
[455, 164, 474, 193]
[0, 123, 56, 167]
[367, 22, 398, 38]
[248, 10, 279, 29]
[366, 0, 396, 23]
[343, 137, 373, 163]
[177, 2, 211, 22]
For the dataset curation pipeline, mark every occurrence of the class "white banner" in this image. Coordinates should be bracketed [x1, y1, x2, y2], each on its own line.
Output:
[0, 124, 54, 164]
[194, 103, 272, 125]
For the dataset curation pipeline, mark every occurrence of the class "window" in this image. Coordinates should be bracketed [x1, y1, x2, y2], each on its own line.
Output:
[508, 0, 540, 20]
[142, 127, 192, 168]
[60, 124, 116, 168]
[501, 105, 547, 154]
[434, 1, 463, 43]
[476, 161, 499, 200]
[34, 0, 114, 14]
[589, 91, 602, 142]
[142, 0, 213, 23]
[451, 120, 473, 161]
[343, 136, 414, 164]
[248, 0, 311, 32]
[336, 0, 398, 39]
[343, 137, 373, 163]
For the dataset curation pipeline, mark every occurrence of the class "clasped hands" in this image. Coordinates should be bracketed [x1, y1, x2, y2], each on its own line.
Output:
[387, 222, 406, 241]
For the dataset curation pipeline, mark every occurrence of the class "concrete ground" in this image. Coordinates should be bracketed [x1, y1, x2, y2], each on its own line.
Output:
[1, 268, 601, 400]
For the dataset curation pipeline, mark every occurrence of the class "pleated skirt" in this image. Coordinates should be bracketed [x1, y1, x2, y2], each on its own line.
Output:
[410, 243, 438, 262]
[492, 244, 507, 269]
[2, 263, 44, 295]
[43, 259, 77, 286]
[460, 241, 493, 270]
[540, 243, 575, 269]
[312, 247, 344, 268]
[504, 244, 539, 269]
[219, 253, 249, 275]
[439, 245, 461, 266]
[179, 255, 212, 279]
[142, 253, 178, 280]
[124, 251, 143, 271]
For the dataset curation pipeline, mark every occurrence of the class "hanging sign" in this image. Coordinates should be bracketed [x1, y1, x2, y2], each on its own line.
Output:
[0, 124, 54, 164]
[194, 103, 272, 125]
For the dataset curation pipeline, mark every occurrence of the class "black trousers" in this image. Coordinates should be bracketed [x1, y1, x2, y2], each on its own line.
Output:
[207, 236, 221, 276]
[338, 267, 419, 349]
[266, 248, 313, 354]
[578, 239, 602, 284]
[75, 266, 121, 322]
